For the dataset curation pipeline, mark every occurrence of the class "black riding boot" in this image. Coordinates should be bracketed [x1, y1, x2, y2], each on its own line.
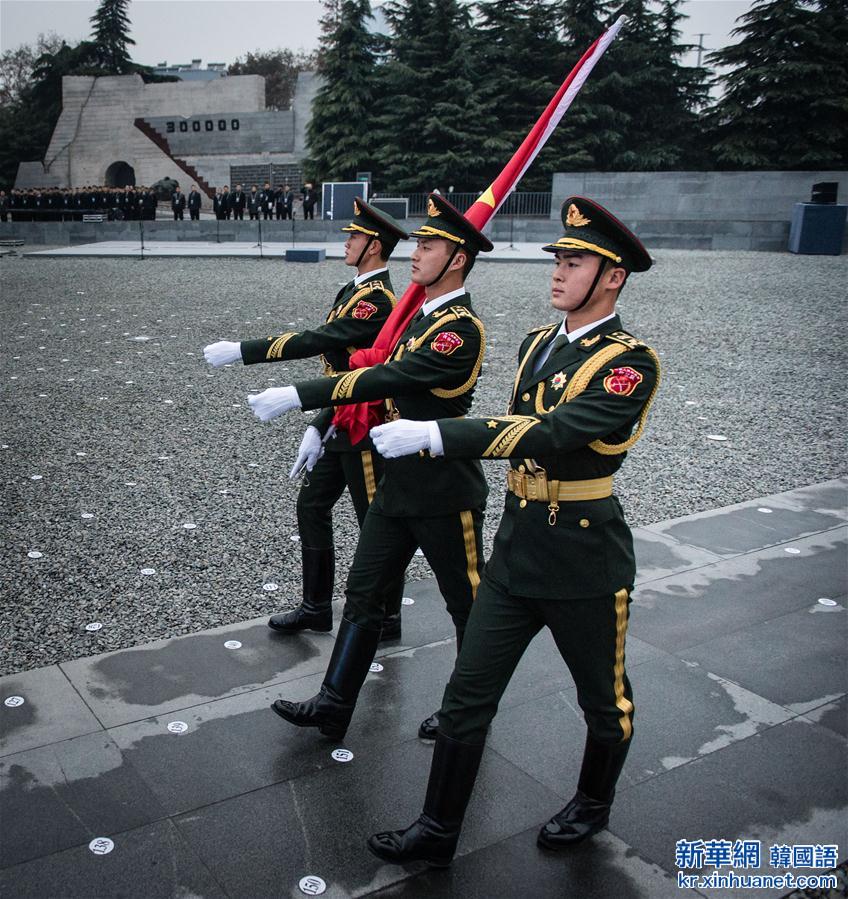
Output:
[271, 617, 380, 740]
[418, 626, 464, 740]
[268, 545, 334, 633]
[368, 732, 485, 867]
[538, 733, 630, 849]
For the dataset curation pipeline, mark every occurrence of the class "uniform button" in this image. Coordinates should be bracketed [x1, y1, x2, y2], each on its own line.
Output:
[521, 392, 530, 402]
[518, 464, 525, 473]
[579, 518, 590, 528]
[519, 499, 527, 508]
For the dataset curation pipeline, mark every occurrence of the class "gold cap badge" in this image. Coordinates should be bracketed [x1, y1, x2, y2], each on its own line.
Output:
[566, 203, 591, 227]
[427, 198, 441, 217]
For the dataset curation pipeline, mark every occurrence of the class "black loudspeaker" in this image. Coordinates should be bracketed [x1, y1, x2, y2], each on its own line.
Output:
[811, 182, 838, 204]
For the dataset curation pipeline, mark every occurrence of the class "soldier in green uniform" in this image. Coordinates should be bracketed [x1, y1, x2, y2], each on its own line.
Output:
[203, 199, 408, 641]
[247, 193, 493, 741]
[366, 196, 661, 866]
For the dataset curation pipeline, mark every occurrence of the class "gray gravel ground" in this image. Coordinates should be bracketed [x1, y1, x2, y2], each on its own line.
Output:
[2, 248, 846, 675]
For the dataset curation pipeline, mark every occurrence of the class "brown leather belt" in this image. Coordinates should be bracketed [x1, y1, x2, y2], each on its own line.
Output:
[507, 470, 613, 503]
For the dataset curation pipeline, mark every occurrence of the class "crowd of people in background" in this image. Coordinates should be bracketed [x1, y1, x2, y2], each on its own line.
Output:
[0, 186, 159, 221]
[210, 182, 318, 221]
[0, 181, 320, 224]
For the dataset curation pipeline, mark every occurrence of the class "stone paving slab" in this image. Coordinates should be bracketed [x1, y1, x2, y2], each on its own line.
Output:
[611, 717, 848, 899]
[0, 665, 102, 757]
[25, 239, 551, 263]
[1, 482, 845, 898]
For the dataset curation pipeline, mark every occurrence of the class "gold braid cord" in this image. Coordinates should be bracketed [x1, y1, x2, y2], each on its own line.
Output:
[565, 344, 662, 455]
[405, 311, 487, 399]
[330, 367, 369, 401]
[507, 327, 555, 413]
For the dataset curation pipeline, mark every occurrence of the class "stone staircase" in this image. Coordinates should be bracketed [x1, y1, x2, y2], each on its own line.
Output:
[133, 118, 215, 198]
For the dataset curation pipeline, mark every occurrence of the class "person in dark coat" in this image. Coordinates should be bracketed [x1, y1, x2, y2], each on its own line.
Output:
[247, 185, 261, 220]
[172, 187, 186, 220]
[231, 184, 245, 220]
[222, 185, 231, 220]
[188, 184, 202, 221]
[301, 182, 317, 220]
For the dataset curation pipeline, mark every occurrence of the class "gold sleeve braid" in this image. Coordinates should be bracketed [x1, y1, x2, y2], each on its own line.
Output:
[564, 343, 662, 455]
[266, 333, 297, 360]
[403, 308, 487, 400]
[330, 367, 369, 401]
[482, 415, 541, 458]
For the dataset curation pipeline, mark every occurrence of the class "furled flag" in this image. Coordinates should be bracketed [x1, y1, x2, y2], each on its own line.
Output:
[335, 17, 627, 444]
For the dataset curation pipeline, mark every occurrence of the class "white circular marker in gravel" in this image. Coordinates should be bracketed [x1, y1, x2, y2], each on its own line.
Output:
[88, 837, 113, 855]
[784, 547, 801, 554]
[27, 551, 43, 559]
[263, 582, 279, 592]
[684, 400, 697, 406]
[248, 462, 259, 468]
[369, 662, 383, 673]
[224, 640, 242, 649]
[124, 482, 136, 487]
[331, 748, 353, 763]
[140, 567, 156, 576]
[757, 508, 773, 514]
[706, 434, 728, 442]
[163, 400, 173, 405]
[290, 535, 300, 542]
[85, 622, 103, 632]
[183, 523, 197, 530]
[76, 452, 87, 457]
[298, 876, 326, 896]
[817, 598, 837, 606]
[81, 512, 94, 519]
[167, 721, 189, 734]
[4, 696, 25, 708]
[401, 597, 415, 606]
[30, 475, 43, 481]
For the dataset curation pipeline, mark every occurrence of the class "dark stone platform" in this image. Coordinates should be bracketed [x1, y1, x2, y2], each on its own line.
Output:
[2, 480, 846, 898]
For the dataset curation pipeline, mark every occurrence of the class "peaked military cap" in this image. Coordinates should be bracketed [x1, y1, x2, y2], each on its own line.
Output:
[543, 196, 652, 272]
[342, 197, 408, 251]
[409, 193, 494, 254]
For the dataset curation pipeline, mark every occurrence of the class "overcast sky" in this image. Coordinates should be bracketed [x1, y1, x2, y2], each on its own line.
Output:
[1, 0, 751, 67]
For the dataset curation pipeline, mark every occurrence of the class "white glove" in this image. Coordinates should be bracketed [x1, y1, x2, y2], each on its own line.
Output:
[289, 426, 324, 478]
[248, 385, 302, 421]
[204, 340, 242, 367]
[370, 419, 433, 459]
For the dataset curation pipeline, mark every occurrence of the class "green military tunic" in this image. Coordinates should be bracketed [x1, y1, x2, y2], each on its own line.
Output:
[295, 294, 489, 516]
[438, 314, 659, 599]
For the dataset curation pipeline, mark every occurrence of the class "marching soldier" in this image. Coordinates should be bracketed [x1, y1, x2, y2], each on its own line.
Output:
[367, 197, 661, 866]
[203, 200, 411, 646]
[246, 194, 492, 742]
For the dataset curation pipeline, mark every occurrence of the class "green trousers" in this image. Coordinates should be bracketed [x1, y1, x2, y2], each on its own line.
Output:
[342, 490, 485, 635]
[440, 573, 635, 745]
[296, 448, 403, 616]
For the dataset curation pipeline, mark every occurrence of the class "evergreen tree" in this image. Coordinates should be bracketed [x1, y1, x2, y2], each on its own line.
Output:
[706, 0, 847, 169]
[471, 0, 566, 190]
[89, 0, 136, 74]
[551, 0, 709, 171]
[304, 0, 381, 183]
[373, 0, 493, 194]
[229, 49, 315, 111]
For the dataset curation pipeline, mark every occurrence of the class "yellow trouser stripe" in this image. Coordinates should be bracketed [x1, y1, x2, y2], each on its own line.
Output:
[361, 451, 376, 503]
[613, 587, 633, 741]
[460, 510, 480, 601]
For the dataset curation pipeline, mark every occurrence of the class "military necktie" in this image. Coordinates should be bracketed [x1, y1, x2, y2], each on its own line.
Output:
[550, 334, 569, 354]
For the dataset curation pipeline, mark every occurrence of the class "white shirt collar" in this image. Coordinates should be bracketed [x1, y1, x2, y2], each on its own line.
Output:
[559, 312, 617, 343]
[354, 266, 388, 286]
[421, 286, 467, 316]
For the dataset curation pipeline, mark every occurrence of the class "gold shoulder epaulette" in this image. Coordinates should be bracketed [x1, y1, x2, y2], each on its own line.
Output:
[449, 305, 477, 319]
[605, 330, 647, 350]
[528, 323, 556, 335]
